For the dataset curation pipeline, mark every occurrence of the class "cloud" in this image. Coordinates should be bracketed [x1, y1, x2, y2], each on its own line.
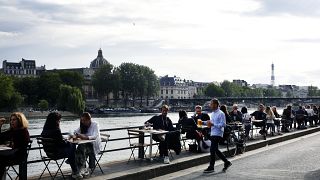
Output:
[250, 0, 320, 16]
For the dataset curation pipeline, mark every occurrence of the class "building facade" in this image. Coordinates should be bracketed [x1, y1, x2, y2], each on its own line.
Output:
[159, 75, 208, 99]
[2, 58, 45, 77]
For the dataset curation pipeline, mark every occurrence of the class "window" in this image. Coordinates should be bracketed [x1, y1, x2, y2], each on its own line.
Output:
[171, 90, 173, 94]
[161, 90, 163, 94]
[166, 90, 168, 94]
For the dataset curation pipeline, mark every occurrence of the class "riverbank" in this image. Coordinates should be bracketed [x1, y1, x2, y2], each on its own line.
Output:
[0, 111, 77, 119]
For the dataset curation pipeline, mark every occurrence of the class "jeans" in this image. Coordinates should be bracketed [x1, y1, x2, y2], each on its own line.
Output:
[63, 143, 78, 173]
[152, 135, 168, 156]
[209, 136, 228, 168]
[266, 123, 275, 133]
[76, 143, 95, 169]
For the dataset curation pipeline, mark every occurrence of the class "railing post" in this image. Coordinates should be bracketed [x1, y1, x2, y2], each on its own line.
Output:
[138, 127, 145, 159]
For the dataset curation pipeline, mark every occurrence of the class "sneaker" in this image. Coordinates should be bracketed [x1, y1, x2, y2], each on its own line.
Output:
[222, 161, 232, 172]
[203, 166, 215, 173]
[163, 156, 170, 164]
[80, 168, 90, 176]
[71, 173, 83, 179]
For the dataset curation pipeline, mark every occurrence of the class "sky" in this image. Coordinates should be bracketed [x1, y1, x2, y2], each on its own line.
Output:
[1, 0, 320, 87]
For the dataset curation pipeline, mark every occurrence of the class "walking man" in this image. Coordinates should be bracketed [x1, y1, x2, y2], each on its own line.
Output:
[203, 98, 232, 173]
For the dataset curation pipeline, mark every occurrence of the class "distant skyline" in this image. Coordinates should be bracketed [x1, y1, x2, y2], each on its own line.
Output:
[1, 0, 320, 87]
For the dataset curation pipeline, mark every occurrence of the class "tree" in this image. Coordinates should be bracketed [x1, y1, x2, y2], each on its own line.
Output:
[204, 83, 225, 97]
[0, 74, 22, 110]
[308, 86, 318, 96]
[144, 67, 160, 106]
[263, 88, 282, 97]
[38, 72, 62, 106]
[57, 70, 84, 89]
[38, 99, 49, 112]
[58, 84, 85, 115]
[14, 77, 39, 105]
[118, 63, 138, 107]
[92, 63, 114, 106]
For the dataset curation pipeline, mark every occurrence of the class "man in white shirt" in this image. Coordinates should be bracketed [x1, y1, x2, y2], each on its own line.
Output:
[74, 112, 101, 176]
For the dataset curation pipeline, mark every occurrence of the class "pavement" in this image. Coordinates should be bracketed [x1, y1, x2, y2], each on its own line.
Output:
[153, 130, 320, 180]
[28, 126, 320, 180]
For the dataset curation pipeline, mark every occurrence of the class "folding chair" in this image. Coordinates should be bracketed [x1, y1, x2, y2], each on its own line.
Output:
[90, 133, 110, 175]
[6, 140, 33, 180]
[36, 137, 66, 180]
[127, 129, 149, 163]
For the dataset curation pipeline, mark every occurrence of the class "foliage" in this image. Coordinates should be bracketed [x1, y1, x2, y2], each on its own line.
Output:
[57, 70, 84, 89]
[0, 74, 22, 110]
[38, 72, 62, 105]
[58, 84, 85, 115]
[14, 77, 39, 105]
[92, 63, 114, 106]
[204, 83, 225, 97]
[308, 86, 319, 96]
[38, 99, 49, 111]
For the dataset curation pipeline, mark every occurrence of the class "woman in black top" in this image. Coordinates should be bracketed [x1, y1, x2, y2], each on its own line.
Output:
[41, 112, 79, 177]
[0, 112, 30, 179]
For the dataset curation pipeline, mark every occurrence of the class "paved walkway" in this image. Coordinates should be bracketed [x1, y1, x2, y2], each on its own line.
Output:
[28, 126, 320, 180]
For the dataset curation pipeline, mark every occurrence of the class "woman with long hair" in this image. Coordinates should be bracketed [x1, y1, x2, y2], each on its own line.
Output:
[0, 112, 30, 179]
[266, 106, 276, 136]
[41, 112, 81, 179]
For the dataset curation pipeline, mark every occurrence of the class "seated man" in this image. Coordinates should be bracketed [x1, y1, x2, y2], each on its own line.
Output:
[74, 112, 101, 176]
[145, 105, 179, 164]
[193, 105, 210, 138]
[250, 104, 267, 135]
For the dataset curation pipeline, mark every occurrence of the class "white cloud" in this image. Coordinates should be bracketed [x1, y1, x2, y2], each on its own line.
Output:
[1, 0, 320, 87]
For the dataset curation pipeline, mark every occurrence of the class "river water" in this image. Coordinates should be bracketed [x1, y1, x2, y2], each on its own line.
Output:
[4, 108, 284, 177]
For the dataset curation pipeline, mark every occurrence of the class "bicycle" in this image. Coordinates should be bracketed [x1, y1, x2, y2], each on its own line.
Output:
[226, 123, 246, 157]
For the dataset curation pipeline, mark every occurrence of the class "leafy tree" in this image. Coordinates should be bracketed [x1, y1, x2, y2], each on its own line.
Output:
[263, 88, 282, 97]
[308, 86, 318, 96]
[145, 67, 160, 106]
[14, 77, 39, 105]
[204, 83, 225, 97]
[57, 70, 84, 89]
[0, 74, 22, 110]
[58, 84, 85, 115]
[92, 63, 114, 106]
[38, 72, 62, 106]
[38, 99, 49, 112]
[118, 63, 138, 107]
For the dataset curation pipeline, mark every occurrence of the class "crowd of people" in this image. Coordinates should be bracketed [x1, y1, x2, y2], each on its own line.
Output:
[2, 100, 320, 178]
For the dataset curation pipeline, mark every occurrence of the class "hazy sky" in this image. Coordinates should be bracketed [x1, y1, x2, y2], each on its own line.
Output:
[1, 0, 320, 87]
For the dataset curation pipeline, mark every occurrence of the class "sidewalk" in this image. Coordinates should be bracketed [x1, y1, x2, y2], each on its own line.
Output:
[31, 126, 320, 180]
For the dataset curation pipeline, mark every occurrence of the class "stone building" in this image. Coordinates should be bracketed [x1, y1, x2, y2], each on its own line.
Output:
[2, 58, 45, 77]
[159, 75, 204, 99]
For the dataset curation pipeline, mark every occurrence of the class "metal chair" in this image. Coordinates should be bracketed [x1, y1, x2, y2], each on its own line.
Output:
[90, 133, 110, 175]
[36, 137, 66, 179]
[6, 140, 33, 180]
[127, 129, 149, 163]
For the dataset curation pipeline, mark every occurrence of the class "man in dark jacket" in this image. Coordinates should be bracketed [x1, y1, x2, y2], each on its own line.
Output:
[250, 104, 267, 135]
[145, 105, 179, 164]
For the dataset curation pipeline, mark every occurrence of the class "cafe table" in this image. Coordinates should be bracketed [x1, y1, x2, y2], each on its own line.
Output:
[128, 129, 168, 161]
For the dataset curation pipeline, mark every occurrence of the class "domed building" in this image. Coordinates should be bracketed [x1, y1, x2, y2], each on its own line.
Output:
[90, 48, 109, 68]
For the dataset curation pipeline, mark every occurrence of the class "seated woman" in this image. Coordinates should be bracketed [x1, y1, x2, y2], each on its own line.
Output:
[241, 107, 251, 138]
[40, 112, 81, 179]
[0, 112, 30, 179]
[74, 112, 101, 176]
[177, 110, 201, 140]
